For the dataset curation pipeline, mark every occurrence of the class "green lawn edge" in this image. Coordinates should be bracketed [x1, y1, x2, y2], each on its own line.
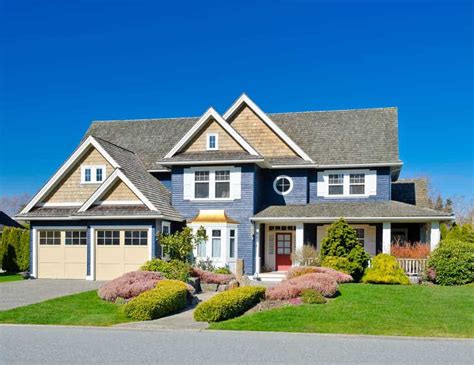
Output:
[210, 284, 474, 338]
[0, 290, 132, 326]
[0, 273, 24, 283]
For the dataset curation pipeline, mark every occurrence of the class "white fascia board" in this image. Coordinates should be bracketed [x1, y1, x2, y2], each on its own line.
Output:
[160, 159, 265, 166]
[37, 202, 83, 207]
[20, 136, 120, 214]
[147, 169, 170, 173]
[164, 107, 259, 158]
[318, 162, 403, 168]
[78, 169, 157, 212]
[223, 94, 314, 162]
[250, 216, 455, 223]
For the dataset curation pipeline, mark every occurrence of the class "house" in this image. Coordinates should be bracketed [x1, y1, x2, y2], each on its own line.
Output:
[16, 94, 453, 280]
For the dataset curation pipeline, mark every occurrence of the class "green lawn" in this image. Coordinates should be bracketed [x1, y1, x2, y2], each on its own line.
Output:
[211, 284, 474, 338]
[0, 273, 24, 283]
[0, 290, 132, 326]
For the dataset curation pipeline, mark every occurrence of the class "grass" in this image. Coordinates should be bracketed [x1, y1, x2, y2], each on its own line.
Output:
[0, 273, 24, 283]
[0, 290, 132, 326]
[210, 284, 474, 338]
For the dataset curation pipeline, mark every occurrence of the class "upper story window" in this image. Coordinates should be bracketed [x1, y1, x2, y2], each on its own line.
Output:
[350, 174, 365, 195]
[207, 133, 218, 150]
[81, 165, 106, 184]
[185, 166, 240, 201]
[273, 175, 293, 195]
[328, 174, 344, 195]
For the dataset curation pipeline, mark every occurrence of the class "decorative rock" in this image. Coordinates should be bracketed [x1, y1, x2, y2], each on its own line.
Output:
[217, 284, 229, 292]
[236, 259, 244, 280]
[201, 283, 219, 292]
[228, 279, 239, 289]
[238, 275, 251, 287]
[187, 277, 201, 293]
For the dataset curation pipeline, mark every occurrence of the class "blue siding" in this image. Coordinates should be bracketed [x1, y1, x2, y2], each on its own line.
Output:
[152, 172, 172, 191]
[258, 169, 308, 210]
[309, 167, 391, 202]
[172, 164, 256, 274]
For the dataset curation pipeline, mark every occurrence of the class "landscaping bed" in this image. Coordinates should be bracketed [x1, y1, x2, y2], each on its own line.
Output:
[210, 283, 474, 338]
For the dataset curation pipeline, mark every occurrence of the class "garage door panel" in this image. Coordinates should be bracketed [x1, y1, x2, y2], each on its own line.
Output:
[39, 263, 64, 278]
[64, 263, 87, 279]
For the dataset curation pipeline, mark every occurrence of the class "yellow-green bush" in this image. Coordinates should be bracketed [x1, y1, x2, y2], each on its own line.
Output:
[321, 256, 352, 274]
[123, 279, 188, 320]
[362, 254, 410, 285]
[194, 286, 265, 322]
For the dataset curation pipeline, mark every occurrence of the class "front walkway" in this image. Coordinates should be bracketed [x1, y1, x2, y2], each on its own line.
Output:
[0, 279, 103, 310]
[115, 291, 217, 330]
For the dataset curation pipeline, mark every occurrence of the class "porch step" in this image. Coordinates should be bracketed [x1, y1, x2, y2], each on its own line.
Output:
[255, 272, 287, 282]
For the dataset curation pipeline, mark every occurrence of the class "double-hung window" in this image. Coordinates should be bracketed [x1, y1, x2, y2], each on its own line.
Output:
[215, 170, 230, 198]
[328, 174, 344, 195]
[211, 230, 221, 258]
[194, 171, 210, 199]
[355, 228, 365, 245]
[350, 174, 365, 195]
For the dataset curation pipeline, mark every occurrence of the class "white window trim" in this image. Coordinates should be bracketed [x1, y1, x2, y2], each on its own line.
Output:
[190, 166, 236, 201]
[161, 221, 171, 234]
[81, 165, 106, 184]
[207, 133, 218, 150]
[273, 175, 293, 196]
[317, 169, 376, 198]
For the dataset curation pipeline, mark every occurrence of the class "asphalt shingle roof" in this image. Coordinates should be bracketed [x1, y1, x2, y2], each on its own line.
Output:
[391, 178, 431, 208]
[159, 151, 263, 164]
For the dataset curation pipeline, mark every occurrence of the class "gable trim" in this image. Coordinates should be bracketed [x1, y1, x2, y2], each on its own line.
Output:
[223, 94, 314, 162]
[78, 169, 157, 212]
[20, 136, 120, 214]
[164, 108, 259, 158]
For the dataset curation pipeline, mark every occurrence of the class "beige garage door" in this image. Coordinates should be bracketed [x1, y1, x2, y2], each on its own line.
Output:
[38, 230, 87, 279]
[95, 229, 149, 281]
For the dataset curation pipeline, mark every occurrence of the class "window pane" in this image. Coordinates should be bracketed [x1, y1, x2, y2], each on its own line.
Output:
[350, 185, 365, 195]
[195, 171, 209, 181]
[195, 183, 209, 198]
[96, 168, 103, 182]
[329, 185, 344, 195]
[212, 238, 221, 257]
[85, 168, 91, 182]
[208, 135, 216, 149]
[215, 182, 230, 198]
[329, 174, 343, 184]
[229, 229, 236, 258]
[215, 170, 230, 181]
[350, 174, 365, 184]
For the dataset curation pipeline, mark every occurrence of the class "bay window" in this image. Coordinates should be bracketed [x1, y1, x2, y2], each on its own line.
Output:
[211, 230, 221, 258]
[229, 229, 236, 258]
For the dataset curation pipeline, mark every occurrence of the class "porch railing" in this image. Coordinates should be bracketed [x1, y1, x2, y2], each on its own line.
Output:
[396, 258, 427, 276]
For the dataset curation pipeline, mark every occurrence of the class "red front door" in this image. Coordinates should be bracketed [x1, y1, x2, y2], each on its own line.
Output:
[275, 233, 292, 271]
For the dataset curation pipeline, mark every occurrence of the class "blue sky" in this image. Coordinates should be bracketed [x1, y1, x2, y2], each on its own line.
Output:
[0, 0, 472, 200]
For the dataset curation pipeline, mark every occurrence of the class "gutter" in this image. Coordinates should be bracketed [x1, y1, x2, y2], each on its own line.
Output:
[250, 215, 455, 223]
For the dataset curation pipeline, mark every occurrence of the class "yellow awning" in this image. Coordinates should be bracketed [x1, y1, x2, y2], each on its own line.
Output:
[191, 210, 239, 224]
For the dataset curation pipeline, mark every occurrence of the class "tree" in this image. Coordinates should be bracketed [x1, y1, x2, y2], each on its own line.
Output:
[158, 226, 207, 262]
[0, 193, 31, 216]
[434, 195, 444, 211]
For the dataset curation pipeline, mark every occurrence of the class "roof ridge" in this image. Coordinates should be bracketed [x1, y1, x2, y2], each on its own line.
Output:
[92, 136, 137, 155]
[92, 116, 200, 123]
[268, 107, 397, 115]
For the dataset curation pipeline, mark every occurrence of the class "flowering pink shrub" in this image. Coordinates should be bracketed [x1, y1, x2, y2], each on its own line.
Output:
[98, 271, 163, 302]
[288, 297, 303, 305]
[190, 267, 234, 285]
[266, 273, 338, 300]
[286, 266, 353, 283]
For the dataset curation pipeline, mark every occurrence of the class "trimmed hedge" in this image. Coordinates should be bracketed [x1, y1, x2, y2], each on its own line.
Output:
[140, 259, 190, 282]
[362, 254, 410, 285]
[0, 227, 29, 272]
[194, 286, 266, 322]
[123, 280, 188, 321]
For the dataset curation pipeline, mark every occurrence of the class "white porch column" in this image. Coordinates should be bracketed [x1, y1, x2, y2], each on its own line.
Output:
[430, 221, 441, 251]
[382, 222, 391, 254]
[294, 223, 304, 266]
[31, 228, 38, 278]
[87, 227, 96, 281]
[254, 223, 261, 277]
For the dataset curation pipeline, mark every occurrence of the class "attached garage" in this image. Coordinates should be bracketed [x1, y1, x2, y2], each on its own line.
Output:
[37, 230, 87, 279]
[94, 228, 151, 281]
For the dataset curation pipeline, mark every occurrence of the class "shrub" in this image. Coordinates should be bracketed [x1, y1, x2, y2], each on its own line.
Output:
[391, 243, 430, 259]
[286, 266, 353, 283]
[194, 286, 265, 322]
[140, 259, 190, 282]
[362, 254, 410, 285]
[427, 239, 474, 286]
[123, 280, 188, 321]
[301, 289, 327, 304]
[321, 256, 352, 275]
[266, 273, 338, 300]
[159, 226, 207, 262]
[195, 257, 215, 272]
[291, 245, 320, 266]
[190, 267, 234, 285]
[98, 271, 163, 302]
[320, 219, 370, 281]
[214, 267, 232, 275]
[0, 227, 30, 272]
[443, 224, 474, 244]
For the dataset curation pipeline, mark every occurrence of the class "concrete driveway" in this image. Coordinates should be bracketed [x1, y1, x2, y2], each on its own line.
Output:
[0, 279, 103, 310]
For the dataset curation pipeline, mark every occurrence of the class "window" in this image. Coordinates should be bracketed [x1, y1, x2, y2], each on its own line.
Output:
[273, 176, 293, 195]
[65, 231, 87, 245]
[207, 133, 218, 150]
[269, 226, 295, 231]
[97, 230, 120, 245]
[162, 222, 171, 235]
[124, 230, 148, 246]
[355, 228, 365, 245]
[81, 165, 106, 184]
[350, 174, 365, 195]
[197, 237, 206, 257]
[211, 229, 221, 258]
[229, 229, 236, 258]
[194, 171, 210, 199]
[39, 231, 61, 245]
[328, 174, 344, 195]
[215, 170, 230, 198]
